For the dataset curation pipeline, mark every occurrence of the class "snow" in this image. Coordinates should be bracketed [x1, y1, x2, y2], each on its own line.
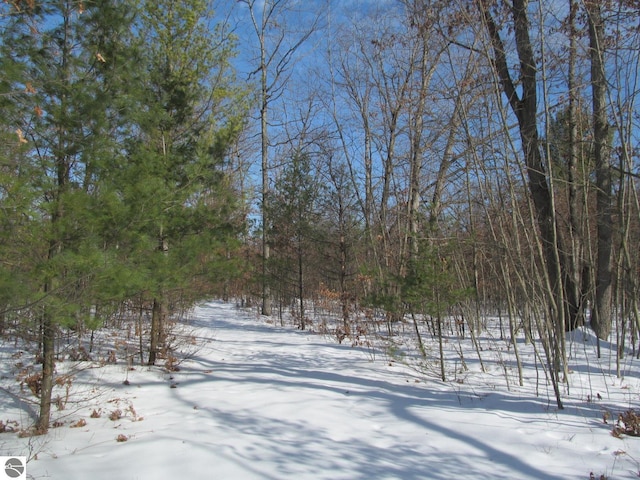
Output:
[1, 301, 638, 479]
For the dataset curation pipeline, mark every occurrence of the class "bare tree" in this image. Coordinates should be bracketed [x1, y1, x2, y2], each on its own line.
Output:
[476, 0, 580, 338]
[239, 0, 320, 316]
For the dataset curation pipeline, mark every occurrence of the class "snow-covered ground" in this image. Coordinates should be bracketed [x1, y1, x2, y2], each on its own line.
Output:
[0, 301, 638, 479]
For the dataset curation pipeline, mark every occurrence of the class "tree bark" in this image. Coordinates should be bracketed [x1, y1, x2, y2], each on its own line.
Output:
[36, 307, 55, 433]
[585, 0, 613, 341]
[260, 50, 272, 316]
[149, 234, 168, 366]
[566, 0, 588, 329]
[148, 297, 164, 365]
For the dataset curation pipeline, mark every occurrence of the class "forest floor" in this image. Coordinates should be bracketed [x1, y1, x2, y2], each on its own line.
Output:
[0, 300, 639, 479]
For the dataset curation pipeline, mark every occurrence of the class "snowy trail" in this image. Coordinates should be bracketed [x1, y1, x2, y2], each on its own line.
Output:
[1, 301, 637, 479]
[187, 305, 549, 480]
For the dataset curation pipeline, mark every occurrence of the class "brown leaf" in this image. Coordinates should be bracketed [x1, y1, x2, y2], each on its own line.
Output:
[16, 128, 28, 144]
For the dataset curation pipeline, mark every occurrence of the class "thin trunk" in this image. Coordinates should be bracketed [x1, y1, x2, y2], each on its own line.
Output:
[149, 233, 168, 366]
[566, 0, 586, 329]
[411, 312, 427, 359]
[437, 311, 445, 382]
[36, 305, 55, 433]
[465, 310, 486, 374]
[586, 0, 613, 341]
[501, 261, 524, 386]
[148, 297, 164, 365]
[380, 115, 398, 268]
[339, 204, 350, 330]
[37, 8, 72, 430]
[138, 300, 145, 365]
[428, 91, 463, 230]
[298, 237, 305, 330]
[538, 0, 570, 385]
[261, 53, 272, 316]
[38, 198, 65, 432]
[378, 60, 412, 274]
[407, 33, 431, 264]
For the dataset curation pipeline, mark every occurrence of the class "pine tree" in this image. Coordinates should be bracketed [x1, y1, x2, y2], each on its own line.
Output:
[124, 0, 248, 364]
[0, 0, 141, 433]
[0, 0, 247, 429]
[267, 151, 321, 329]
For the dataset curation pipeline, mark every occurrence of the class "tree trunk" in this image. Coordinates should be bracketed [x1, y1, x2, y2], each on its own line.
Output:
[149, 230, 169, 365]
[298, 237, 305, 330]
[148, 296, 164, 365]
[261, 74, 272, 316]
[586, 0, 613, 341]
[407, 32, 430, 263]
[36, 307, 55, 433]
[253, 2, 271, 317]
[339, 206, 350, 330]
[437, 312, 446, 382]
[411, 312, 427, 359]
[566, 0, 588, 330]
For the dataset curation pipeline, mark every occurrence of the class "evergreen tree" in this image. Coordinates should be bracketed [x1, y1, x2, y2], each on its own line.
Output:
[0, 0, 140, 432]
[125, 0, 248, 364]
[267, 151, 321, 329]
[0, 0, 247, 430]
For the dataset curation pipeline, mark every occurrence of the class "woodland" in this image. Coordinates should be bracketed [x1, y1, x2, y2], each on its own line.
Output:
[0, 0, 639, 436]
